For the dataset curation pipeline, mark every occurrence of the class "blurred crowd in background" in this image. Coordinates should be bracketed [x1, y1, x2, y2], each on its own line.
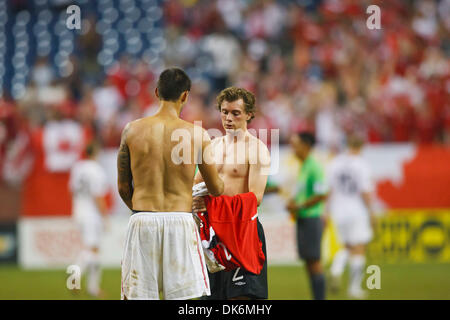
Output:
[1, 0, 449, 175]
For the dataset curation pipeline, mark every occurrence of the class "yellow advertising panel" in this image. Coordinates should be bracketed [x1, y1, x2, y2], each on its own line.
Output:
[324, 211, 450, 263]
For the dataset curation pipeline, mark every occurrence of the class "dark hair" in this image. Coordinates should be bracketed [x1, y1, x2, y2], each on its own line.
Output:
[216, 87, 256, 123]
[298, 131, 316, 147]
[157, 68, 191, 102]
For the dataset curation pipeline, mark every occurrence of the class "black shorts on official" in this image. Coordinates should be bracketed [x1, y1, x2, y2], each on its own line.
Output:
[296, 217, 323, 261]
[201, 218, 268, 300]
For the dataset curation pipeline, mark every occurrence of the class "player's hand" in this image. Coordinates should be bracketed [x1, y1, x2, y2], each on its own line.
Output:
[192, 196, 207, 213]
[289, 210, 297, 222]
[321, 214, 328, 229]
[370, 214, 377, 232]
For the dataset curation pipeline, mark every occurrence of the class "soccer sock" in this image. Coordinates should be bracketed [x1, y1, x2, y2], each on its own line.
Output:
[87, 253, 101, 296]
[348, 254, 365, 293]
[75, 250, 92, 274]
[310, 273, 326, 300]
[330, 249, 349, 277]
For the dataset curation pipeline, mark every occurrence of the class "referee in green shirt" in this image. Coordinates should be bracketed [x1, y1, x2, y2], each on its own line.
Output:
[287, 132, 328, 300]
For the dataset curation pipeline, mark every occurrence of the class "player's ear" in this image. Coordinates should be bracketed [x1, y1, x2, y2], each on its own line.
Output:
[155, 88, 160, 99]
[180, 91, 189, 104]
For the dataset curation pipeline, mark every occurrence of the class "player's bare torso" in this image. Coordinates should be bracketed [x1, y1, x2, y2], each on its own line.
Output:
[126, 116, 201, 212]
[212, 131, 260, 195]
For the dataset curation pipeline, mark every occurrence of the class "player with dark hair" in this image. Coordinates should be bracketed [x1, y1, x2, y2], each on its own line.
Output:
[118, 67, 224, 300]
[287, 131, 328, 300]
[156, 68, 192, 102]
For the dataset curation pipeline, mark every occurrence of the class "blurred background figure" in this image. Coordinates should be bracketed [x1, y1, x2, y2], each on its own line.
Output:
[287, 132, 328, 300]
[326, 134, 375, 299]
[69, 141, 110, 298]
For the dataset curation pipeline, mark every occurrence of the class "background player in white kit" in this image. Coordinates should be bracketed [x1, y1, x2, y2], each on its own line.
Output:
[326, 135, 376, 299]
[69, 141, 109, 298]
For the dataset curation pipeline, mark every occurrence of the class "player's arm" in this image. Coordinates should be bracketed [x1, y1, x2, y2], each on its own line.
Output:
[197, 130, 224, 197]
[117, 123, 133, 210]
[361, 165, 376, 228]
[194, 168, 204, 184]
[248, 140, 271, 206]
[362, 192, 373, 214]
[194, 137, 221, 185]
[289, 194, 328, 211]
[362, 191, 376, 228]
[95, 196, 108, 216]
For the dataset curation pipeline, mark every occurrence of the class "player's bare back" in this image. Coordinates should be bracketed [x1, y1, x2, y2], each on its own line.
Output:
[124, 115, 200, 212]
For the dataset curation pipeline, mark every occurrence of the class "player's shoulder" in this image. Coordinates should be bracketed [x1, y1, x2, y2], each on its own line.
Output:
[248, 132, 269, 149]
[78, 159, 102, 172]
[72, 159, 93, 176]
[332, 153, 355, 166]
[355, 156, 371, 172]
[248, 133, 270, 164]
[70, 160, 83, 174]
[307, 155, 325, 174]
[124, 118, 140, 130]
[170, 118, 207, 137]
[121, 119, 141, 139]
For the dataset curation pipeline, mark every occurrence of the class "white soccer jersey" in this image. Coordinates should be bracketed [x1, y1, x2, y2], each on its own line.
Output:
[69, 159, 108, 221]
[327, 153, 374, 245]
[327, 153, 373, 219]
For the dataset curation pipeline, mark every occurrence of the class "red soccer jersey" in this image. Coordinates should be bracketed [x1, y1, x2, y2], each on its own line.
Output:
[200, 192, 265, 275]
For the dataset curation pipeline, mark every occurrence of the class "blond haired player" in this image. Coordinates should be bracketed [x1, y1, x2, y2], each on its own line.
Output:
[326, 135, 376, 299]
[193, 87, 271, 300]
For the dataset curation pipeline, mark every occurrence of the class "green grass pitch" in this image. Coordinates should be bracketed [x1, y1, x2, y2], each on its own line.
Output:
[1, 263, 449, 300]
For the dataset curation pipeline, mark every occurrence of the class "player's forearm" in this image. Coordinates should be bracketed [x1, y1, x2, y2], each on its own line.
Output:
[198, 164, 224, 196]
[248, 167, 269, 206]
[95, 196, 108, 216]
[208, 178, 224, 197]
[251, 188, 266, 206]
[362, 192, 374, 216]
[118, 184, 133, 210]
[298, 194, 328, 210]
[265, 185, 280, 194]
[117, 124, 133, 210]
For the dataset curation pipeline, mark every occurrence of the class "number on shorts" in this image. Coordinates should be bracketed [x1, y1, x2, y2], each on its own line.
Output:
[232, 267, 244, 282]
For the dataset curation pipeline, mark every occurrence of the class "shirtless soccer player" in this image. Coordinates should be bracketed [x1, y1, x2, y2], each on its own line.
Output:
[118, 68, 224, 300]
[193, 87, 271, 300]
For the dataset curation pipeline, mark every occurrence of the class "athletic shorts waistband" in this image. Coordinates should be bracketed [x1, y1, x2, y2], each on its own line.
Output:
[131, 211, 193, 218]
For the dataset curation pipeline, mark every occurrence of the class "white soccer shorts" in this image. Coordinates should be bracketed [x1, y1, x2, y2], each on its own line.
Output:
[121, 212, 210, 300]
[333, 214, 373, 246]
[74, 213, 103, 248]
